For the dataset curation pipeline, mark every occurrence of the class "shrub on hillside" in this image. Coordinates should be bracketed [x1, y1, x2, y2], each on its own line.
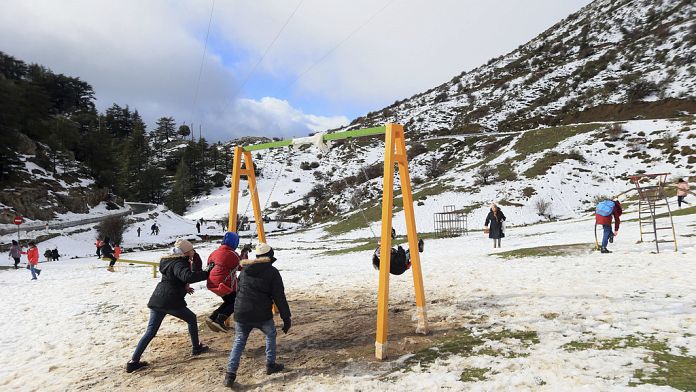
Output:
[626, 79, 658, 102]
[408, 142, 428, 160]
[96, 216, 129, 246]
[474, 165, 497, 185]
[534, 199, 553, 221]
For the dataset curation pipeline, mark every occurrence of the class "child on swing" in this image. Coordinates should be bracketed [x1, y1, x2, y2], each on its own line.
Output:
[372, 229, 424, 275]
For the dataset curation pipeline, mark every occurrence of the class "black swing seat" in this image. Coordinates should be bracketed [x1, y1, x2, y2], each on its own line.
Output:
[372, 245, 410, 275]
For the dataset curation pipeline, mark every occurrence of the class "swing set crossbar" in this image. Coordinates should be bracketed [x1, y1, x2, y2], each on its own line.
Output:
[242, 126, 387, 151]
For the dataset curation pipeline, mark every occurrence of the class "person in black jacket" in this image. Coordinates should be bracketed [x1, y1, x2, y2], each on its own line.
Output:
[101, 237, 117, 272]
[223, 243, 290, 388]
[126, 238, 210, 373]
[484, 203, 506, 248]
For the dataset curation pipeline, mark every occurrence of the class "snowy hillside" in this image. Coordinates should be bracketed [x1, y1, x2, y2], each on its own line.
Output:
[346, 0, 696, 133]
[189, 116, 696, 240]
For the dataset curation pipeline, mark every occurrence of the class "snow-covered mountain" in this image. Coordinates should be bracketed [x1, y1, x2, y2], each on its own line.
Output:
[189, 0, 696, 237]
[345, 0, 695, 134]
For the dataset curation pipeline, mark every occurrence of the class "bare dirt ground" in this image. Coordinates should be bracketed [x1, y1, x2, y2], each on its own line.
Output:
[75, 290, 449, 391]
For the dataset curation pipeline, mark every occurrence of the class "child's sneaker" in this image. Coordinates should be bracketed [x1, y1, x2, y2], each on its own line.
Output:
[36, 269, 41, 276]
[126, 360, 149, 373]
[192, 343, 209, 356]
[206, 315, 230, 333]
[266, 362, 284, 375]
[223, 372, 236, 387]
[106, 266, 115, 272]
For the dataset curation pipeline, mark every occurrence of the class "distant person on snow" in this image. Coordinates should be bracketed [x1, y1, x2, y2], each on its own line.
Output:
[677, 178, 690, 208]
[223, 243, 291, 388]
[126, 239, 210, 373]
[101, 237, 117, 272]
[22, 241, 41, 280]
[8, 240, 21, 269]
[44, 249, 53, 262]
[206, 232, 242, 333]
[95, 238, 103, 258]
[196, 221, 201, 234]
[372, 229, 424, 275]
[595, 198, 622, 254]
[484, 203, 506, 248]
[137, 227, 141, 237]
[52, 248, 60, 261]
[150, 224, 157, 235]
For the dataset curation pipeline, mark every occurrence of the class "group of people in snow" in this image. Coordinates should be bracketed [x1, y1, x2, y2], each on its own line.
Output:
[7, 240, 46, 280]
[125, 232, 291, 388]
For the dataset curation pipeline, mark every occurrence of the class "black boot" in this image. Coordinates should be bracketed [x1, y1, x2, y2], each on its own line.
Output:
[266, 362, 284, 375]
[206, 314, 230, 333]
[601, 247, 612, 254]
[126, 360, 149, 373]
[223, 372, 236, 387]
[192, 343, 209, 356]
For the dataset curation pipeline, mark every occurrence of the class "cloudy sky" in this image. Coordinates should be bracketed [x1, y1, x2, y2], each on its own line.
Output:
[1, 0, 592, 141]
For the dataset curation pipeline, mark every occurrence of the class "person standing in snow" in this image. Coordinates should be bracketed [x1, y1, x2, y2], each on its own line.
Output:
[101, 237, 117, 272]
[595, 198, 622, 254]
[22, 241, 41, 280]
[150, 223, 157, 235]
[44, 249, 53, 262]
[126, 239, 210, 373]
[196, 221, 201, 234]
[223, 243, 290, 387]
[95, 238, 103, 258]
[484, 203, 506, 248]
[137, 227, 141, 237]
[677, 178, 690, 208]
[206, 232, 242, 333]
[51, 248, 60, 261]
[8, 240, 21, 269]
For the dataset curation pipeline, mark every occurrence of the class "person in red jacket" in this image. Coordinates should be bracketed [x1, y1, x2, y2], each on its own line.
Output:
[206, 232, 241, 333]
[595, 199, 622, 253]
[22, 241, 41, 280]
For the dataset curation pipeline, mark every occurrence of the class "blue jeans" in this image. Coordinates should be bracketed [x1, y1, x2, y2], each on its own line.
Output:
[601, 225, 612, 248]
[131, 307, 199, 362]
[29, 264, 38, 279]
[227, 319, 276, 374]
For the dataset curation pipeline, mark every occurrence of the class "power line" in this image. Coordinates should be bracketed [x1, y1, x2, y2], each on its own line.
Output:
[235, 0, 305, 94]
[290, 0, 398, 88]
[189, 0, 216, 136]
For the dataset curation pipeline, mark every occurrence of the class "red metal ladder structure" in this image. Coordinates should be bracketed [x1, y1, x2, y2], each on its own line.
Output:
[630, 173, 678, 253]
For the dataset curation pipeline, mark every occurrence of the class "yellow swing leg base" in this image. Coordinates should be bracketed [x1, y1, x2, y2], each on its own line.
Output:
[375, 341, 387, 360]
[414, 306, 429, 335]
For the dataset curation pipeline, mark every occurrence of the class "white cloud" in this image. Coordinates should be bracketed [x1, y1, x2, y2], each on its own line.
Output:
[0, 0, 592, 141]
[205, 97, 348, 140]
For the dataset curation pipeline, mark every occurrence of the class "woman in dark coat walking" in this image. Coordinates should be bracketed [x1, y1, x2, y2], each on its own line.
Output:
[126, 238, 210, 373]
[484, 203, 506, 248]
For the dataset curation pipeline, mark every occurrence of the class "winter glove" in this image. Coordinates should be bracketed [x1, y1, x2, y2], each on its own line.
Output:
[282, 318, 291, 334]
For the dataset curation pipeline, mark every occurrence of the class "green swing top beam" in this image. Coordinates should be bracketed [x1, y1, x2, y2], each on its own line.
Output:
[242, 125, 387, 151]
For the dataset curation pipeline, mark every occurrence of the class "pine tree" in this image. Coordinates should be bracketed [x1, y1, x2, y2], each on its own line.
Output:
[152, 116, 176, 158]
[166, 159, 191, 214]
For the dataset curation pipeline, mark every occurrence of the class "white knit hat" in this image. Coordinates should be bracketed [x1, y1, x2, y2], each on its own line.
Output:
[175, 238, 194, 253]
[255, 243, 272, 257]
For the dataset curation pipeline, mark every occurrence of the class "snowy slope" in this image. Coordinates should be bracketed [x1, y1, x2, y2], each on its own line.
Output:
[1, 201, 695, 390]
[346, 0, 696, 133]
[188, 116, 696, 240]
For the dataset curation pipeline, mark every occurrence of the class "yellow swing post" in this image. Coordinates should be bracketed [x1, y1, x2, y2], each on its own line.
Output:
[375, 123, 429, 360]
[228, 146, 266, 242]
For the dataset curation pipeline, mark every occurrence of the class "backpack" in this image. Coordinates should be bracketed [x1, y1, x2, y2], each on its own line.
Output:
[596, 200, 615, 217]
